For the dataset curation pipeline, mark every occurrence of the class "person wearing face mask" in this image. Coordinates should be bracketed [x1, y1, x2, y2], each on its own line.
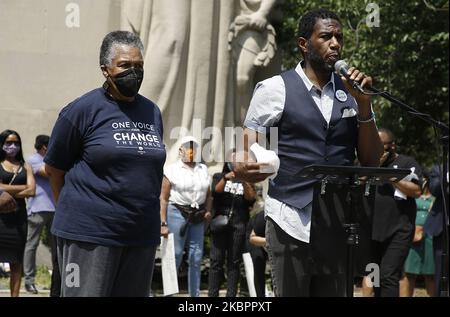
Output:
[0, 129, 36, 297]
[159, 136, 212, 297]
[44, 31, 166, 297]
[362, 128, 423, 297]
[208, 150, 256, 297]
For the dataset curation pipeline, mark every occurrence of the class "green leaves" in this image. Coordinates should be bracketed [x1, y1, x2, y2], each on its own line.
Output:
[277, 0, 449, 167]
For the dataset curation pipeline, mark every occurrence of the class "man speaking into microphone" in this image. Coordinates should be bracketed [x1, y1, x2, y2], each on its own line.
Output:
[235, 8, 383, 296]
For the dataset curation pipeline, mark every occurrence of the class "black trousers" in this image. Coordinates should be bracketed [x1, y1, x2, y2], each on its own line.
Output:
[249, 246, 268, 297]
[266, 218, 345, 297]
[370, 227, 413, 297]
[49, 232, 61, 297]
[433, 233, 444, 296]
[208, 221, 247, 297]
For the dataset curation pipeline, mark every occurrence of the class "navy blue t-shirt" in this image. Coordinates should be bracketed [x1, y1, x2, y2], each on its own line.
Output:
[45, 88, 166, 247]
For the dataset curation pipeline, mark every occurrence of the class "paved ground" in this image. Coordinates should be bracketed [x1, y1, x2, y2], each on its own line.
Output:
[0, 287, 429, 297]
[0, 241, 430, 298]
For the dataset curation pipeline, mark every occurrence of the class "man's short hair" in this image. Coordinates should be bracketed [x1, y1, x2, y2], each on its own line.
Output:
[99, 30, 144, 67]
[378, 128, 396, 143]
[297, 9, 341, 40]
[35, 135, 49, 151]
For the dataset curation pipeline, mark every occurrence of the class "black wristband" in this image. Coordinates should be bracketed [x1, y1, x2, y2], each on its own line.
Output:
[161, 221, 168, 227]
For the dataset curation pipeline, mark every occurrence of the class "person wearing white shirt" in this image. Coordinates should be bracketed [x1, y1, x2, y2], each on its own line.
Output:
[160, 136, 212, 297]
[234, 9, 383, 296]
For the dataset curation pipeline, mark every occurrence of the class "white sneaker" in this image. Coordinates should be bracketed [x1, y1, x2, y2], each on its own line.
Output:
[1, 262, 10, 272]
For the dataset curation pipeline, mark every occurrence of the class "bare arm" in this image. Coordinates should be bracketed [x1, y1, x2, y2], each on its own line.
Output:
[45, 164, 66, 203]
[0, 190, 16, 213]
[14, 163, 36, 198]
[1, 164, 36, 197]
[357, 116, 383, 167]
[36, 165, 48, 178]
[0, 183, 27, 194]
[160, 176, 171, 238]
[249, 229, 266, 247]
[204, 188, 213, 222]
[413, 225, 424, 243]
[393, 180, 422, 198]
[341, 68, 383, 167]
[243, 181, 256, 201]
[214, 172, 235, 193]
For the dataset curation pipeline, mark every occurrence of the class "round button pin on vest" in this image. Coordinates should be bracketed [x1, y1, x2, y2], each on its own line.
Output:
[335, 90, 347, 102]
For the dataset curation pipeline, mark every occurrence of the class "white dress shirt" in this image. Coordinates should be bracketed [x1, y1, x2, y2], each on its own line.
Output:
[244, 62, 343, 243]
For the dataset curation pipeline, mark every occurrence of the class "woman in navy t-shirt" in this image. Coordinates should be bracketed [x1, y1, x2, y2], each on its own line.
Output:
[45, 31, 166, 297]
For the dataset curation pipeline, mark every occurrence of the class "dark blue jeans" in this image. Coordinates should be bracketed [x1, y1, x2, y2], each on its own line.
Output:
[167, 204, 204, 297]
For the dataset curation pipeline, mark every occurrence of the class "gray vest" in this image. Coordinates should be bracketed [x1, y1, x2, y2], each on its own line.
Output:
[268, 69, 358, 209]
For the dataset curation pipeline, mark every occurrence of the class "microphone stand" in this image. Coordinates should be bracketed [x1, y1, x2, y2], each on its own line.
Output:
[366, 86, 449, 297]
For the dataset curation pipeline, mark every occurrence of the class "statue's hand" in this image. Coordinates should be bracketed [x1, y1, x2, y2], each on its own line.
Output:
[248, 12, 267, 30]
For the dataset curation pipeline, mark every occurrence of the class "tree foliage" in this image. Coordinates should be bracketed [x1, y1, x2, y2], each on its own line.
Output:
[277, 0, 449, 168]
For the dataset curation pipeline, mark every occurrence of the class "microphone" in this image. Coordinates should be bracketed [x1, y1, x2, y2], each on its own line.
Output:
[334, 60, 365, 93]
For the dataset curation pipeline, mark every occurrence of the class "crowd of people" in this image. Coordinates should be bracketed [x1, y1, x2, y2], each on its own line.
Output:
[0, 8, 448, 297]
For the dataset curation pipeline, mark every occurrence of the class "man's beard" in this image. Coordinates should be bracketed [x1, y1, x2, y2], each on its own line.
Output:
[306, 41, 335, 73]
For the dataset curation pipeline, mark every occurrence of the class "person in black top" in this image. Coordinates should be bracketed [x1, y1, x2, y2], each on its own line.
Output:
[0, 189, 16, 213]
[249, 210, 268, 297]
[208, 154, 256, 297]
[0, 129, 36, 297]
[362, 128, 423, 297]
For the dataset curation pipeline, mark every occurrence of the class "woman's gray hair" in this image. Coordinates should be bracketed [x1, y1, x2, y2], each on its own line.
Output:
[99, 30, 144, 67]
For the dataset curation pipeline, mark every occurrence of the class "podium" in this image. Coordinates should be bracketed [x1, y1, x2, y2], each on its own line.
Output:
[298, 164, 411, 297]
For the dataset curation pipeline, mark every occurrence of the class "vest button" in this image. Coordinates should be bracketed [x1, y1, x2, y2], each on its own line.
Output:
[323, 124, 327, 130]
[324, 156, 329, 161]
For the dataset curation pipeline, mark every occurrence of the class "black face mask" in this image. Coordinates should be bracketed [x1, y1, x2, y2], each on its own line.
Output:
[111, 67, 144, 97]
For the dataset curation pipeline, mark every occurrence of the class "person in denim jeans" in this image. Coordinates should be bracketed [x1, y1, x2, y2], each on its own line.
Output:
[160, 136, 212, 297]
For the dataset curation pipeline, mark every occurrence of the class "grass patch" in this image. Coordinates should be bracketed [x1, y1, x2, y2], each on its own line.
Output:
[0, 265, 51, 291]
[35, 265, 52, 290]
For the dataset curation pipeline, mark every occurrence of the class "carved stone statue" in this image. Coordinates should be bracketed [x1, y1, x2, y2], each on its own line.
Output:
[121, 0, 279, 164]
[229, 0, 277, 122]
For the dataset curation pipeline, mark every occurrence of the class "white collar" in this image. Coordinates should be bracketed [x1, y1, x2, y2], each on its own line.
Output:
[295, 61, 335, 93]
[177, 159, 200, 170]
